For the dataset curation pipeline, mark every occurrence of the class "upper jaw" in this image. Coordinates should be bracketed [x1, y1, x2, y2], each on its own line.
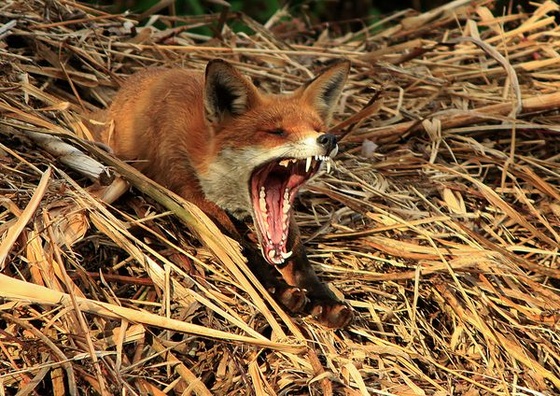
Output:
[278, 149, 337, 174]
[198, 141, 338, 226]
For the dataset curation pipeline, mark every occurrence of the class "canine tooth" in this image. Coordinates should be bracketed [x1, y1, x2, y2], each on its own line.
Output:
[268, 249, 277, 260]
[329, 145, 339, 157]
[326, 159, 332, 173]
[305, 156, 312, 172]
[281, 250, 293, 259]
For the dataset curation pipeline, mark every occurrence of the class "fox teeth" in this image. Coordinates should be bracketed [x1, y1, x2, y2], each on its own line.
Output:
[305, 156, 313, 172]
[326, 159, 332, 173]
[279, 159, 298, 167]
[329, 146, 339, 157]
[281, 250, 293, 259]
[268, 249, 277, 261]
[259, 187, 267, 212]
[283, 193, 290, 213]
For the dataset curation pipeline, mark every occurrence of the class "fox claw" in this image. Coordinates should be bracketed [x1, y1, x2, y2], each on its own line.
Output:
[269, 286, 308, 312]
[309, 301, 354, 329]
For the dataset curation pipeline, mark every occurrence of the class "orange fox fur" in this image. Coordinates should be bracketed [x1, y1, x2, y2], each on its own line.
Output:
[93, 60, 353, 327]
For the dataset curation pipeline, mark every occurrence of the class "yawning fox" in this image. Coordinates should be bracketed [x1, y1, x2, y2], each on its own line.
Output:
[94, 59, 353, 328]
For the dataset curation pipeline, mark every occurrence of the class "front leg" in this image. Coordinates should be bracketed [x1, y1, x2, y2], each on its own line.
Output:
[224, 215, 309, 313]
[241, 244, 308, 313]
[275, 217, 354, 328]
[190, 198, 352, 327]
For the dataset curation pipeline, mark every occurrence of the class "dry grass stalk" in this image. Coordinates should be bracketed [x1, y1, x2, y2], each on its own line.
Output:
[0, 0, 559, 394]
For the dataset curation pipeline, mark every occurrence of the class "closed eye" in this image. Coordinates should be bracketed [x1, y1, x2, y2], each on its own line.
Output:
[267, 128, 286, 136]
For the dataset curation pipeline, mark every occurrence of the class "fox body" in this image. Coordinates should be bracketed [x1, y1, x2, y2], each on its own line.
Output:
[95, 60, 352, 327]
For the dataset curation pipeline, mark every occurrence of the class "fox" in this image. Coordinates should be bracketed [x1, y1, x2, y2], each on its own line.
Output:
[93, 59, 353, 328]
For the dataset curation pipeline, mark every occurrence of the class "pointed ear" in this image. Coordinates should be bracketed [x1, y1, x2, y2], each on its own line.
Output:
[298, 60, 350, 123]
[204, 59, 259, 124]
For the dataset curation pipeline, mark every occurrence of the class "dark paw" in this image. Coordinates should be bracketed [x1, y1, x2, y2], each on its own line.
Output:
[269, 286, 308, 313]
[309, 301, 354, 328]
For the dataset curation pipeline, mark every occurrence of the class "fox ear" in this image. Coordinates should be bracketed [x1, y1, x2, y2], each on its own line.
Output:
[298, 60, 350, 123]
[204, 59, 258, 124]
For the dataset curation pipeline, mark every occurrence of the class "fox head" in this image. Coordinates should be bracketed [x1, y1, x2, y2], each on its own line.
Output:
[199, 59, 349, 265]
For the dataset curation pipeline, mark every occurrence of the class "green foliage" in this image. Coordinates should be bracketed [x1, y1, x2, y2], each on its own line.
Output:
[103, 0, 280, 23]
[91, 1, 383, 35]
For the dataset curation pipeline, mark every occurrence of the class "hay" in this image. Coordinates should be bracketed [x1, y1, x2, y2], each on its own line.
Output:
[1, 0, 559, 394]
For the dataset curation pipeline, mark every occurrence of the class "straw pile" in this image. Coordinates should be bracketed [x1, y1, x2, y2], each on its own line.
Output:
[1, 0, 559, 394]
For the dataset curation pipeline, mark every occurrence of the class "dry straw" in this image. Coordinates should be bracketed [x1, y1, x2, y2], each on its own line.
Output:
[1, 0, 559, 394]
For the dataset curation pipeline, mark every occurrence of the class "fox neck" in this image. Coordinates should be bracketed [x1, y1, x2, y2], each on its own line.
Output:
[199, 146, 258, 219]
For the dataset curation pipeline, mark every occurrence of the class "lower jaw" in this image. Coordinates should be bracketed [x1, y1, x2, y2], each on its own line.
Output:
[254, 227, 293, 266]
[263, 246, 293, 265]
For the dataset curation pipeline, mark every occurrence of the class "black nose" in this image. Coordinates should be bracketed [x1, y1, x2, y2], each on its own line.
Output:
[317, 133, 337, 154]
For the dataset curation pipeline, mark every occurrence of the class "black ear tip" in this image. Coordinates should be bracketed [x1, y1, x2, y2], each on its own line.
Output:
[335, 59, 351, 72]
[317, 59, 350, 79]
[205, 59, 232, 76]
[208, 59, 228, 66]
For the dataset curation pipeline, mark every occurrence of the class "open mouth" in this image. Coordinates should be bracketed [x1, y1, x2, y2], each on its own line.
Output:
[250, 155, 333, 265]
